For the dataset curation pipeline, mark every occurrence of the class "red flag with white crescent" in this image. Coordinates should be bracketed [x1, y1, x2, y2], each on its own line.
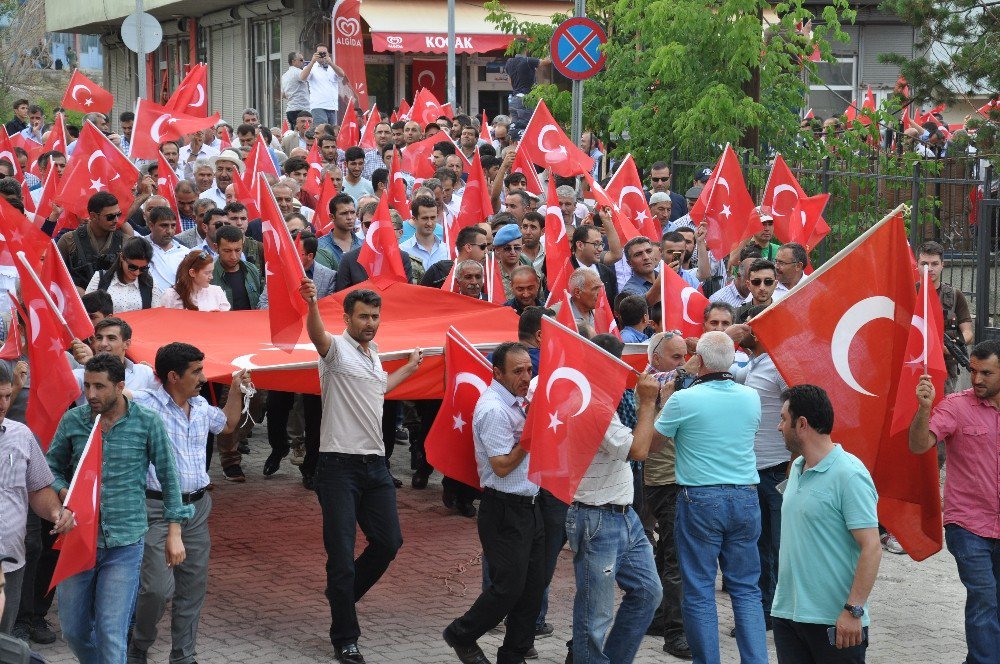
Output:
[605, 154, 659, 240]
[358, 195, 408, 285]
[388, 147, 411, 221]
[688, 145, 758, 259]
[310, 174, 339, 237]
[519, 100, 594, 178]
[358, 104, 381, 150]
[660, 260, 708, 338]
[29, 113, 67, 176]
[164, 63, 209, 117]
[60, 70, 113, 115]
[129, 99, 220, 160]
[258, 176, 308, 350]
[302, 142, 324, 198]
[56, 122, 138, 221]
[337, 103, 361, 150]
[332, 0, 370, 110]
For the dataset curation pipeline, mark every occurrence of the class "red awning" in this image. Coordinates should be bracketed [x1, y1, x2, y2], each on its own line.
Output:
[371, 32, 514, 55]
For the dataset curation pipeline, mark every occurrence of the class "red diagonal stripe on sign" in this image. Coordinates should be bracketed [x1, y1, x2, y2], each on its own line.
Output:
[564, 31, 599, 69]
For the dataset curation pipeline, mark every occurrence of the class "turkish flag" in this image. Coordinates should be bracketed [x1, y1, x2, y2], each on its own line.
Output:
[762, 154, 831, 249]
[523, 316, 634, 503]
[0, 127, 25, 183]
[543, 178, 572, 287]
[978, 99, 1000, 117]
[554, 288, 576, 329]
[28, 168, 60, 226]
[218, 126, 232, 149]
[232, 170, 261, 220]
[659, 260, 708, 338]
[258, 177, 308, 350]
[397, 98, 411, 119]
[56, 122, 138, 224]
[156, 151, 181, 227]
[29, 113, 67, 176]
[845, 100, 858, 125]
[359, 104, 381, 150]
[442, 103, 456, 119]
[49, 416, 103, 591]
[750, 208, 941, 560]
[60, 69, 113, 115]
[484, 255, 505, 305]
[425, 328, 491, 489]
[310, 174, 339, 237]
[388, 147, 411, 221]
[332, 0, 369, 110]
[358, 195, 408, 285]
[244, 133, 280, 180]
[164, 63, 209, 117]
[606, 154, 658, 239]
[454, 152, 492, 237]
[545, 263, 572, 308]
[520, 100, 594, 178]
[8, 132, 41, 171]
[787, 193, 830, 249]
[411, 86, 447, 126]
[129, 99, 221, 160]
[412, 63, 447, 108]
[442, 260, 459, 293]
[302, 142, 324, 198]
[511, 144, 543, 195]
[479, 110, 491, 143]
[0, 306, 21, 360]
[281, 118, 289, 136]
[689, 145, 758, 259]
[585, 173, 640, 243]
[858, 86, 876, 126]
[399, 133, 439, 180]
[337, 103, 361, 150]
[594, 287, 620, 338]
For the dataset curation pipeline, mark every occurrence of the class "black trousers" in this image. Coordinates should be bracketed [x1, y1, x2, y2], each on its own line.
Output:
[266, 390, 322, 477]
[446, 490, 545, 664]
[773, 617, 868, 664]
[16, 512, 58, 625]
[645, 483, 685, 643]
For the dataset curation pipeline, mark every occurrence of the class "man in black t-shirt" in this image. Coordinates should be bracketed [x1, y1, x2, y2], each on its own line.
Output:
[504, 40, 550, 130]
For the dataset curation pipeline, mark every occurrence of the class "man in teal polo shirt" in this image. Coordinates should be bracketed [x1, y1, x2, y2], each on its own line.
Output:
[773, 384, 881, 663]
[653, 331, 767, 664]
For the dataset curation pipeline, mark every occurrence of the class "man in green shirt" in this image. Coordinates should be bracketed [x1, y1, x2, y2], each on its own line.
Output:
[46, 353, 191, 664]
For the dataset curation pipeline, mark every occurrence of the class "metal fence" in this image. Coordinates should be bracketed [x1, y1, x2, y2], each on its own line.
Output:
[670, 149, 999, 339]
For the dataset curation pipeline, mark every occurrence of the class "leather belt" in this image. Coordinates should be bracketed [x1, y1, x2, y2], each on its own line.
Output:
[573, 501, 631, 514]
[146, 488, 206, 505]
[483, 487, 538, 505]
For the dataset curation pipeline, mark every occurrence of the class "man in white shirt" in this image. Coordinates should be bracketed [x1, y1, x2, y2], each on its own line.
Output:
[300, 45, 346, 126]
[281, 52, 310, 128]
[204, 150, 244, 208]
[144, 207, 189, 291]
[178, 131, 219, 180]
[70, 317, 159, 405]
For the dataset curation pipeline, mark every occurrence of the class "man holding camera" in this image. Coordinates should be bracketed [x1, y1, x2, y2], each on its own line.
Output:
[300, 44, 347, 126]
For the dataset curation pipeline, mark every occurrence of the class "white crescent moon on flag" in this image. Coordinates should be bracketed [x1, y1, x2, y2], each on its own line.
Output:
[545, 367, 592, 416]
[538, 125, 562, 154]
[70, 85, 90, 102]
[364, 221, 382, 255]
[618, 185, 645, 207]
[454, 372, 488, 398]
[680, 287, 700, 325]
[28, 304, 41, 344]
[716, 177, 731, 195]
[772, 184, 799, 217]
[189, 84, 205, 108]
[150, 114, 172, 143]
[831, 295, 896, 396]
[417, 71, 436, 88]
[86, 150, 105, 174]
[906, 314, 926, 365]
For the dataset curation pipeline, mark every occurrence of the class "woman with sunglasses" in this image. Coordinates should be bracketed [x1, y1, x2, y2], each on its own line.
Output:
[161, 250, 231, 311]
[85, 237, 163, 313]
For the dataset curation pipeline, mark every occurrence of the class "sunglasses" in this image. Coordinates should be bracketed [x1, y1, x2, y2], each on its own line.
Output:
[651, 329, 684, 357]
[749, 278, 776, 287]
[124, 262, 150, 273]
[103, 212, 122, 221]
[198, 250, 211, 260]
[499, 244, 523, 253]
[213, 221, 232, 229]
[650, 176, 670, 182]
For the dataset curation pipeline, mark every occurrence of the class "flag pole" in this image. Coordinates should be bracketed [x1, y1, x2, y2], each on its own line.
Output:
[61, 414, 101, 508]
[922, 264, 929, 375]
[15, 251, 75, 340]
[659, 260, 667, 332]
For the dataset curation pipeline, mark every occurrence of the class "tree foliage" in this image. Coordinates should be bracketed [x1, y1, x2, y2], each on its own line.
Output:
[485, 0, 856, 163]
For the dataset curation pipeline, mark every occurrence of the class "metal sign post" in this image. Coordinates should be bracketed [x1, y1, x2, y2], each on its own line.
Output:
[571, 0, 584, 144]
[447, 0, 456, 109]
[550, 2, 606, 144]
[122, 0, 163, 101]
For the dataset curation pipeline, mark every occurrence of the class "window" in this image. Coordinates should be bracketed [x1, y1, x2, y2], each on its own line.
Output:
[808, 57, 856, 120]
[251, 19, 282, 126]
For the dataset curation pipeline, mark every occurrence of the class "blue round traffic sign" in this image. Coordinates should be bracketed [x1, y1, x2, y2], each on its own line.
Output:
[550, 17, 607, 81]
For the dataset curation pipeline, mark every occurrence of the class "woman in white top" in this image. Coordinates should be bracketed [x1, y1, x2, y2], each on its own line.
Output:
[160, 249, 231, 311]
[85, 237, 163, 313]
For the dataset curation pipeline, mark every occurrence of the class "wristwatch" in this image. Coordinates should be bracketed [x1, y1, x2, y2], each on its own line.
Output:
[844, 603, 864, 618]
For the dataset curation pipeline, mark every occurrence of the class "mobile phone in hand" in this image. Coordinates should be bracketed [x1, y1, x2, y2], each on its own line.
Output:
[827, 626, 868, 647]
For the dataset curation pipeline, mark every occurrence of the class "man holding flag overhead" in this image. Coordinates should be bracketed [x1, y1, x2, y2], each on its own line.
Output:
[46, 353, 192, 664]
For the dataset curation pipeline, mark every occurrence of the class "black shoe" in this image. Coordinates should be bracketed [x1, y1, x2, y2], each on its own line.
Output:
[29, 616, 57, 644]
[222, 465, 246, 482]
[663, 636, 692, 659]
[443, 487, 457, 509]
[302, 474, 316, 491]
[263, 448, 289, 476]
[456, 500, 477, 518]
[412, 470, 429, 489]
[334, 643, 366, 663]
[11, 621, 30, 642]
[391, 474, 403, 488]
[535, 622, 554, 637]
[442, 629, 489, 664]
[525, 645, 539, 658]
[238, 441, 251, 454]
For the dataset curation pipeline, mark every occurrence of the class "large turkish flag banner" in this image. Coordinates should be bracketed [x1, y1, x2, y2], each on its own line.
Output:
[164, 63, 209, 117]
[332, 0, 369, 110]
[750, 207, 941, 560]
[411, 60, 447, 105]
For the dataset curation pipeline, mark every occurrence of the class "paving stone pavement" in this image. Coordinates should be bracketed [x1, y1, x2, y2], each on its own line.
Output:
[33, 432, 967, 664]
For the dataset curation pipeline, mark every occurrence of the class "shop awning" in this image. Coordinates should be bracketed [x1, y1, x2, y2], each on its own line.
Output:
[360, 0, 572, 55]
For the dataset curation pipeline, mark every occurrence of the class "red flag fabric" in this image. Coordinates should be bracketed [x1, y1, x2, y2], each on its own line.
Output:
[49, 415, 103, 591]
[397, 98, 411, 119]
[302, 142, 324, 197]
[258, 177, 308, 350]
[424, 328, 491, 489]
[543, 178, 572, 287]
[442, 260, 459, 293]
[554, 288, 576, 330]
[605, 154, 658, 239]
[689, 145, 758, 259]
[29, 169, 60, 230]
[787, 193, 830, 249]
[282, 118, 289, 135]
[520, 100, 594, 178]
[511, 145, 544, 195]
[660, 260, 708, 338]
[310, 174, 339, 236]
[0, 127, 25, 183]
[411, 62, 448, 104]
[129, 99, 221, 160]
[332, 0, 370, 110]
[60, 70, 113, 115]
[545, 262, 572, 308]
[56, 122, 138, 225]
[454, 152, 492, 233]
[244, 133, 280, 180]
[164, 63, 209, 117]
[232, 170, 261, 220]
[399, 133, 440, 180]
[858, 86, 876, 126]
[0, 307, 22, 360]
[978, 99, 1000, 117]
[410, 87, 447, 126]
[594, 287, 620, 338]
[484, 255, 506, 305]
[9, 132, 41, 169]
[585, 173, 640, 243]
[479, 110, 491, 143]
[359, 104, 381, 150]
[29, 113, 67, 176]
[156, 151, 181, 225]
[523, 316, 634, 503]
[388, 147, 411, 221]
[761, 154, 831, 249]
[845, 101, 859, 125]
[337, 103, 361, 150]
[218, 126, 232, 149]
[750, 208, 941, 560]
[358, 195, 408, 285]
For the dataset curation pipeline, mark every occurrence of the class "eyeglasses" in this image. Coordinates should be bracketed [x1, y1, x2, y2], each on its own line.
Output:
[213, 221, 232, 229]
[650, 176, 670, 182]
[650, 329, 684, 357]
[470, 242, 489, 251]
[773, 259, 801, 267]
[103, 212, 122, 221]
[499, 244, 523, 253]
[124, 262, 150, 273]
[581, 241, 603, 249]
[749, 278, 776, 287]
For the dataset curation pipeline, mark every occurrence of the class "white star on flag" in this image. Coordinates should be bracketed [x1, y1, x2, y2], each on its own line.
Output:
[89, 178, 105, 192]
[721, 204, 732, 218]
[84, 98, 93, 107]
[547, 411, 563, 433]
[635, 210, 649, 223]
[452, 413, 466, 432]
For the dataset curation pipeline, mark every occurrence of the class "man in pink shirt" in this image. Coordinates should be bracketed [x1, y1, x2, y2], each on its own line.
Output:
[909, 339, 1000, 664]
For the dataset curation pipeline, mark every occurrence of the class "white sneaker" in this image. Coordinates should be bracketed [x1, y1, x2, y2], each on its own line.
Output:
[289, 444, 305, 466]
[880, 532, 906, 555]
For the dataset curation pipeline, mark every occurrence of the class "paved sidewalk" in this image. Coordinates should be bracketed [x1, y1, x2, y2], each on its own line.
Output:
[34, 432, 967, 663]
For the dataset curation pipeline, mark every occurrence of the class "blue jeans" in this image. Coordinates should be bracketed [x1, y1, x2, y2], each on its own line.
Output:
[757, 463, 787, 617]
[57, 540, 144, 664]
[566, 504, 662, 664]
[311, 108, 339, 126]
[945, 524, 1000, 664]
[675, 485, 767, 664]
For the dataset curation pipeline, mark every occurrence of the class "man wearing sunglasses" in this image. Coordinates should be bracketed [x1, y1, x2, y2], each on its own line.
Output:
[58, 191, 133, 291]
[738, 259, 780, 321]
[493, 224, 531, 300]
[300, 44, 347, 127]
[647, 161, 687, 223]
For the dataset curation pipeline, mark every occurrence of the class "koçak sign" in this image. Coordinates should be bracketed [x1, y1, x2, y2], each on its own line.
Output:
[371, 32, 514, 55]
[550, 16, 607, 81]
[332, 0, 369, 110]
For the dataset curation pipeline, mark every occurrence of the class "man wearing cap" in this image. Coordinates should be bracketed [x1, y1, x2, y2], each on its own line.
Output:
[648, 192, 673, 231]
[204, 150, 244, 209]
[494, 224, 530, 300]
[745, 209, 782, 261]
[648, 162, 687, 222]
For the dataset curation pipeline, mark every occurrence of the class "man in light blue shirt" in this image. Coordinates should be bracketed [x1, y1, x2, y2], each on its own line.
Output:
[618, 294, 651, 343]
[400, 195, 448, 269]
[340, 146, 375, 203]
[444, 342, 544, 664]
[653, 331, 767, 664]
[772, 384, 881, 662]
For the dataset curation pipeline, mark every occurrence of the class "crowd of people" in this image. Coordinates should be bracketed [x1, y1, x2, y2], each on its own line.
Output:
[0, 41, 995, 664]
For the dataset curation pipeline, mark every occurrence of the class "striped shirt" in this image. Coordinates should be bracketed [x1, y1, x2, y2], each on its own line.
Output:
[574, 413, 634, 506]
[473, 381, 537, 496]
[319, 331, 387, 455]
[0, 420, 54, 571]
[709, 282, 748, 309]
[132, 386, 226, 493]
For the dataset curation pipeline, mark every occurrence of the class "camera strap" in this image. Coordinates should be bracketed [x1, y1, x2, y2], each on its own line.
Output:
[691, 372, 733, 386]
